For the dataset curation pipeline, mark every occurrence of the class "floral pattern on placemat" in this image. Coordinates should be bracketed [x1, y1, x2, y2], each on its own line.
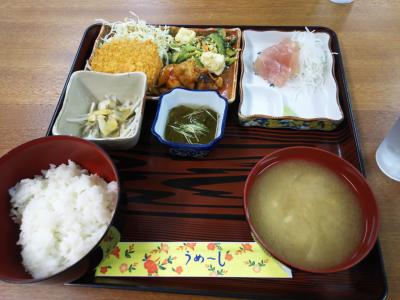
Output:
[95, 242, 292, 278]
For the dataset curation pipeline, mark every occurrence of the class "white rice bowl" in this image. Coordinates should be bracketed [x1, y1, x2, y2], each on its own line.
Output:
[9, 160, 118, 279]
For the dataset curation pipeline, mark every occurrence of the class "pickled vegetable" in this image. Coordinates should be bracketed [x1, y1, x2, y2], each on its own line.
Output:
[67, 94, 139, 138]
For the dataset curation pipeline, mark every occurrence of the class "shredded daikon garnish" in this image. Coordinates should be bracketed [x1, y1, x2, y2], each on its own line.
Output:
[97, 12, 173, 63]
[291, 28, 329, 91]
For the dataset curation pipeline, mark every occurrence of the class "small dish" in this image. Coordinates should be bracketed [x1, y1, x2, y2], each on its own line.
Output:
[239, 29, 344, 131]
[151, 88, 228, 158]
[52, 71, 147, 149]
[243, 147, 379, 273]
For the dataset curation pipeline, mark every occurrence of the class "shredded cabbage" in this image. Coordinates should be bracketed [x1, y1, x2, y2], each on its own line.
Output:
[291, 28, 329, 91]
[97, 12, 173, 64]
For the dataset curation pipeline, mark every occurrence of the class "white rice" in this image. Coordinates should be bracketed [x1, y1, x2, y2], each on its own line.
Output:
[9, 160, 118, 279]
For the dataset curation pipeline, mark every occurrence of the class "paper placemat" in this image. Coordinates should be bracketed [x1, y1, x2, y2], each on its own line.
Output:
[95, 242, 292, 278]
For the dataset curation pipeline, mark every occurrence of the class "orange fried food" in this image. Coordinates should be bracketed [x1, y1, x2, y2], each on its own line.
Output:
[90, 39, 162, 88]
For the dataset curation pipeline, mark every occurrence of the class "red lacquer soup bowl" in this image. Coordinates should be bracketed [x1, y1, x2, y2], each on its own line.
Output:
[243, 146, 380, 273]
[0, 136, 119, 283]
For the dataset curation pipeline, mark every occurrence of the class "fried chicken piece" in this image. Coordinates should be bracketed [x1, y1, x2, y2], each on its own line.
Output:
[158, 59, 200, 90]
[158, 65, 181, 89]
[174, 59, 200, 89]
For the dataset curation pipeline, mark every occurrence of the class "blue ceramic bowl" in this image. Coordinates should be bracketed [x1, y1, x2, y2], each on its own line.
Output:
[151, 88, 228, 158]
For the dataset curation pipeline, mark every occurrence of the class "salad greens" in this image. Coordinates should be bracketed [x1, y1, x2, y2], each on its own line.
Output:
[167, 28, 238, 67]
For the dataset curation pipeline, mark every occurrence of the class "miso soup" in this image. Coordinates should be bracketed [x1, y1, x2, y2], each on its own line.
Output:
[248, 159, 363, 270]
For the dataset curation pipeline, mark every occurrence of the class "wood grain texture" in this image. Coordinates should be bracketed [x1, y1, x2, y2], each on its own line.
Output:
[0, 0, 399, 299]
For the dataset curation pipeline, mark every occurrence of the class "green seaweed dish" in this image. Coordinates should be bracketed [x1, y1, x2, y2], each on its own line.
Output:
[164, 105, 219, 144]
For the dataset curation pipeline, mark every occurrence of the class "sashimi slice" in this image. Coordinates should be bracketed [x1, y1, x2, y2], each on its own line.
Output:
[253, 38, 300, 87]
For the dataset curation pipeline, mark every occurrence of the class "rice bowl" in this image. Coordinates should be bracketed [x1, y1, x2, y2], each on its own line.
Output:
[9, 160, 118, 279]
[0, 135, 120, 284]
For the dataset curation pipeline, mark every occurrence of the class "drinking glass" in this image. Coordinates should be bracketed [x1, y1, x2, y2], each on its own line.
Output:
[376, 117, 400, 181]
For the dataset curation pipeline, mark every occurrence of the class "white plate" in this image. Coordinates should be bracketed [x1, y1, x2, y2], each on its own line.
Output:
[240, 29, 344, 122]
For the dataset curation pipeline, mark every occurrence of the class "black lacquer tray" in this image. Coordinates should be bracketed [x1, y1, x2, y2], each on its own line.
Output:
[46, 24, 387, 299]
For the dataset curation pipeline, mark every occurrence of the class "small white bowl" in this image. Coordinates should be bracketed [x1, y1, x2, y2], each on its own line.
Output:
[52, 71, 147, 149]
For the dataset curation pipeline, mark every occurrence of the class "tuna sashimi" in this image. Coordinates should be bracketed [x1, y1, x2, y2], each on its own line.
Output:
[253, 38, 300, 87]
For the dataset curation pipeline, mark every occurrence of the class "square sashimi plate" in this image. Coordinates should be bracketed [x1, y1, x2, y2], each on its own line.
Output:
[239, 29, 344, 130]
